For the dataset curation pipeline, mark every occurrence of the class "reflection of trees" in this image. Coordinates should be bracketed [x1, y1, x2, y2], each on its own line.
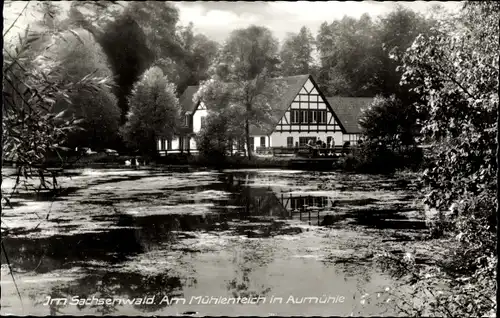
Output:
[50, 269, 185, 315]
[226, 241, 274, 299]
[1, 229, 144, 273]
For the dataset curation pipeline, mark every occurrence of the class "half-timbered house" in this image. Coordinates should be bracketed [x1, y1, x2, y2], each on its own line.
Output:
[156, 74, 373, 155]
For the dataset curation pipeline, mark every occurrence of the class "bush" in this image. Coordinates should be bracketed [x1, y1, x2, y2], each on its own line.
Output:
[347, 140, 422, 174]
[375, 2, 499, 316]
[194, 110, 242, 163]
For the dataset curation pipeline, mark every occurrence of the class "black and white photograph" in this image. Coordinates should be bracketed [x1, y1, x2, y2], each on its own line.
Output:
[1, 1, 497, 316]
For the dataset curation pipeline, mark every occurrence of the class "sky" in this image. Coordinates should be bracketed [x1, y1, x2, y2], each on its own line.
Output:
[3, 1, 462, 44]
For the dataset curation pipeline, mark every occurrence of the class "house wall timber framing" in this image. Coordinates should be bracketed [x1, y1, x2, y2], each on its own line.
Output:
[157, 74, 369, 156]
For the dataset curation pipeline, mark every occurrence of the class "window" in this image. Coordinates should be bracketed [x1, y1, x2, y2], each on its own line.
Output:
[167, 138, 172, 150]
[200, 116, 206, 129]
[287, 137, 293, 147]
[318, 111, 327, 124]
[185, 115, 190, 127]
[293, 110, 299, 123]
[260, 136, 266, 147]
[300, 110, 307, 123]
[290, 109, 328, 124]
[160, 138, 165, 151]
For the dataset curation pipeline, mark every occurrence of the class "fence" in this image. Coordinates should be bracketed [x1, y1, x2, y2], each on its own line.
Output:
[256, 145, 350, 157]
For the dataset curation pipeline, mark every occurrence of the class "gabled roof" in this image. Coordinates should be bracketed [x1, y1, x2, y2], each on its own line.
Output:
[179, 85, 200, 114]
[326, 97, 373, 134]
[179, 76, 374, 136]
[249, 74, 310, 135]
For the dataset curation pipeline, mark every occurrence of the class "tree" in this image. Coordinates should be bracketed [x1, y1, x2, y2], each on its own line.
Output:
[194, 107, 245, 161]
[43, 29, 121, 150]
[121, 66, 181, 156]
[373, 5, 438, 102]
[67, 1, 217, 115]
[315, 14, 378, 96]
[98, 13, 155, 124]
[125, 1, 184, 60]
[279, 26, 315, 76]
[389, 1, 498, 316]
[359, 95, 419, 150]
[164, 24, 220, 95]
[315, 9, 438, 98]
[197, 25, 284, 159]
[2, 8, 114, 201]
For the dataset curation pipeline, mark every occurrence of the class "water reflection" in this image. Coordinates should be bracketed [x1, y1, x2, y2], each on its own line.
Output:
[1, 168, 424, 315]
[1, 229, 144, 273]
[39, 269, 185, 315]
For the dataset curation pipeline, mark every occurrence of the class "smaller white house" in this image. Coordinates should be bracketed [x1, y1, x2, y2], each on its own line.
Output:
[157, 86, 207, 155]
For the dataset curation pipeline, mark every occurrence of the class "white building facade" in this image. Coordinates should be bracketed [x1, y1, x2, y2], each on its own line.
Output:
[157, 74, 371, 155]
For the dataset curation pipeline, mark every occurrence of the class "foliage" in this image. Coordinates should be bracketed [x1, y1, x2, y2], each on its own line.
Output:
[194, 79, 246, 160]
[197, 25, 285, 159]
[121, 66, 181, 156]
[155, 23, 219, 95]
[315, 8, 437, 99]
[316, 14, 380, 97]
[41, 29, 121, 150]
[374, 5, 438, 101]
[221, 25, 282, 80]
[194, 110, 242, 162]
[98, 13, 155, 123]
[374, 1, 499, 316]
[2, 21, 114, 206]
[399, 1, 498, 227]
[125, 1, 183, 60]
[279, 26, 316, 76]
[67, 1, 217, 117]
[360, 95, 420, 150]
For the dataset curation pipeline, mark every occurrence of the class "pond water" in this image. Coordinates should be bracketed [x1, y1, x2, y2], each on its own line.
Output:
[1, 167, 425, 316]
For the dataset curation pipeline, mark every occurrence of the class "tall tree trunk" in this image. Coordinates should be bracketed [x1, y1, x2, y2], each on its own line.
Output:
[245, 118, 252, 160]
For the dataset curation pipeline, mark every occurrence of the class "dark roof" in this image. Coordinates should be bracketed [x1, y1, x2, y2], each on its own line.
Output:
[326, 97, 374, 134]
[179, 85, 200, 114]
[249, 74, 310, 135]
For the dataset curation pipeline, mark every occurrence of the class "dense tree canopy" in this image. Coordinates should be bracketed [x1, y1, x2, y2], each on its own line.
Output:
[359, 95, 418, 149]
[98, 14, 155, 124]
[121, 66, 181, 156]
[392, 1, 498, 316]
[42, 29, 121, 150]
[279, 26, 316, 76]
[315, 8, 437, 99]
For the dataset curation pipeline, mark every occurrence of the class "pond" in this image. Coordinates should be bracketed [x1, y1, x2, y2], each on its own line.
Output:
[1, 167, 425, 316]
